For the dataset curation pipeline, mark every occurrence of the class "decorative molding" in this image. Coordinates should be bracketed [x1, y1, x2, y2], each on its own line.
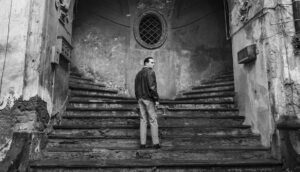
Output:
[55, 0, 71, 26]
[238, 0, 252, 23]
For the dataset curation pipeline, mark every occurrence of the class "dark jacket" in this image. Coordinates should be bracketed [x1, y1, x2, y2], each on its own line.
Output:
[135, 67, 159, 102]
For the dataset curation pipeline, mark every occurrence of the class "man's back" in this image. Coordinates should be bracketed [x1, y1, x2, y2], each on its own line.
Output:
[135, 67, 159, 102]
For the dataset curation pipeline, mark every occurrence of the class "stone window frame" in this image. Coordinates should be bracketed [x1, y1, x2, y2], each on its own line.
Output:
[134, 9, 168, 49]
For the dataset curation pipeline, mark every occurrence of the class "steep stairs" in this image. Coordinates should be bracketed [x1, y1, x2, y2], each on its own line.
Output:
[29, 72, 282, 171]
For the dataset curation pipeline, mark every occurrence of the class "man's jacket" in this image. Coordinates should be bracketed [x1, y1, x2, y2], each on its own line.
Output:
[135, 67, 159, 102]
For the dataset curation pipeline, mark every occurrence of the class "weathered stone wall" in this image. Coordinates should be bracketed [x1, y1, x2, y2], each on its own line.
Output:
[0, 0, 31, 109]
[0, 0, 76, 161]
[72, 0, 232, 99]
[228, 0, 300, 146]
[72, 0, 131, 95]
[0, 0, 32, 161]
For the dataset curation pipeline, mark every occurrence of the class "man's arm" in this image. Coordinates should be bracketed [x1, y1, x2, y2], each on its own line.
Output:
[147, 70, 159, 102]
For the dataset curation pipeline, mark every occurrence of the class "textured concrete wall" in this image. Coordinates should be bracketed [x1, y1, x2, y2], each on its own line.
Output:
[228, 0, 300, 146]
[72, 0, 232, 98]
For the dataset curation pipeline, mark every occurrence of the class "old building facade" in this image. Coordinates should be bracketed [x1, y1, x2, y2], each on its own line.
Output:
[0, 0, 300, 171]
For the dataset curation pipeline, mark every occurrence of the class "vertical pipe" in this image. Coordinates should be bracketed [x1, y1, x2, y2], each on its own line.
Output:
[292, 0, 300, 32]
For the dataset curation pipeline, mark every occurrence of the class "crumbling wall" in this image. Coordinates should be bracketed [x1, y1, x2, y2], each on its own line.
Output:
[0, 0, 31, 111]
[228, 0, 300, 146]
[0, 0, 76, 161]
[0, 96, 49, 161]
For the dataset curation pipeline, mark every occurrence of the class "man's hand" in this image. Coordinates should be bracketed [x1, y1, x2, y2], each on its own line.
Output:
[155, 101, 159, 109]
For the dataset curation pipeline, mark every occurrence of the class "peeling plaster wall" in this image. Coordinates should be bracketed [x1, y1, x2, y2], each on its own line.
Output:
[72, 0, 232, 99]
[0, 0, 76, 161]
[0, 0, 31, 161]
[0, 0, 31, 108]
[228, 0, 300, 146]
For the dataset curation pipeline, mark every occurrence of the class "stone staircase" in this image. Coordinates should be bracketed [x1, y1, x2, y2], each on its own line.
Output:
[28, 72, 282, 171]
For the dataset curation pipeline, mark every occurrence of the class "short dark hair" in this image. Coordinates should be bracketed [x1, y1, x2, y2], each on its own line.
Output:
[144, 57, 154, 65]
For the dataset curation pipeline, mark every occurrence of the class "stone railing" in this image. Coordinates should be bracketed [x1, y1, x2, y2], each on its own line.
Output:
[277, 116, 300, 171]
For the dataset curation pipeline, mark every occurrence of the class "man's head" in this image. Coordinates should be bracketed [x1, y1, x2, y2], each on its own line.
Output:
[144, 57, 155, 69]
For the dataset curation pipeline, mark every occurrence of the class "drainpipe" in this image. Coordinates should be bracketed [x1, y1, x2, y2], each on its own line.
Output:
[292, 0, 300, 32]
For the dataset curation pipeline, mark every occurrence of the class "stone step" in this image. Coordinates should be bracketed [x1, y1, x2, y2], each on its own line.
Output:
[67, 100, 236, 109]
[70, 82, 109, 91]
[37, 147, 271, 161]
[69, 98, 234, 104]
[65, 108, 239, 117]
[182, 87, 234, 96]
[192, 81, 234, 90]
[70, 90, 120, 97]
[202, 77, 234, 84]
[186, 85, 234, 93]
[70, 75, 94, 82]
[29, 159, 282, 172]
[70, 72, 82, 77]
[51, 126, 252, 138]
[215, 74, 234, 79]
[176, 92, 235, 100]
[47, 133, 261, 148]
[175, 96, 234, 102]
[69, 80, 106, 88]
[59, 116, 244, 127]
[69, 77, 105, 87]
[69, 84, 118, 94]
[182, 90, 234, 96]
[71, 93, 134, 100]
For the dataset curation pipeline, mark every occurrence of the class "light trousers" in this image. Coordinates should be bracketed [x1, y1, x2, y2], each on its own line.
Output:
[138, 99, 159, 145]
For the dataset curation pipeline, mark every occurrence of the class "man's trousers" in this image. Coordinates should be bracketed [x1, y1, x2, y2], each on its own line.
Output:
[138, 99, 160, 145]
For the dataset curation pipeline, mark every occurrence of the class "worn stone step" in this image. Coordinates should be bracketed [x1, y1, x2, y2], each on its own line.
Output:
[183, 87, 234, 96]
[65, 109, 239, 117]
[70, 90, 120, 98]
[37, 147, 271, 161]
[60, 116, 244, 127]
[47, 134, 261, 148]
[192, 81, 234, 90]
[67, 100, 236, 109]
[69, 84, 118, 94]
[182, 90, 234, 96]
[69, 80, 106, 88]
[176, 92, 235, 100]
[186, 85, 234, 93]
[70, 82, 109, 91]
[29, 159, 282, 172]
[175, 96, 234, 102]
[69, 77, 104, 87]
[71, 93, 135, 100]
[215, 75, 234, 80]
[70, 75, 94, 82]
[51, 126, 252, 138]
[202, 77, 234, 84]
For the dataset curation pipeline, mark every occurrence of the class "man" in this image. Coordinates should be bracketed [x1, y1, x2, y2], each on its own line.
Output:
[134, 57, 160, 149]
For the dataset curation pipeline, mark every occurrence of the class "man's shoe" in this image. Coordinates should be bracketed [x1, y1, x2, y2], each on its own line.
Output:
[140, 144, 146, 149]
[153, 144, 160, 149]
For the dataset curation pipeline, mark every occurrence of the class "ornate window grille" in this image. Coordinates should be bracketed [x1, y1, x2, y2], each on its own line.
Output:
[134, 10, 167, 49]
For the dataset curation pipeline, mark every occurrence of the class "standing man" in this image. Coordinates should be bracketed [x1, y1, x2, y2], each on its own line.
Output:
[135, 57, 160, 149]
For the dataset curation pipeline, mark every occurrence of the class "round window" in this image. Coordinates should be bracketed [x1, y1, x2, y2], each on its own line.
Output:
[134, 10, 167, 49]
